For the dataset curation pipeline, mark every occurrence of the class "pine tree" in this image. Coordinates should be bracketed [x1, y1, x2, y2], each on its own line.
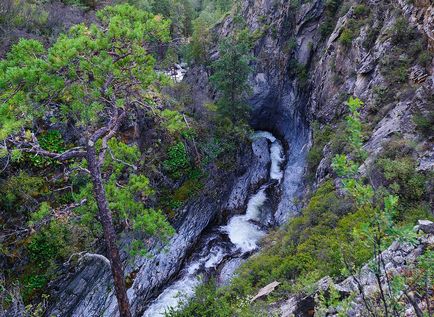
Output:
[210, 36, 252, 123]
[0, 5, 173, 316]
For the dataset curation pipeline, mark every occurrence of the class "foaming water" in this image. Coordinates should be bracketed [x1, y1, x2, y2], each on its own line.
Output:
[224, 188, 267, 252]
[253, 131, 284, 181]
[143, 246, 225, 317]
[142, 131, 285, 316]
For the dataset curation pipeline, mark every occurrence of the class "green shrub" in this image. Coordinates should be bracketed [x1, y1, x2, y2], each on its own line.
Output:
[373, 138, 431, 221]
[23, 220, 77, 300]
[339, 28, 354, 47]
[353, 4, 369, 18]
[390, 17, 418, 45]
[319, 0, 342, 38]
[413, 112, 434, 137]
[29, 130, 65, 167]
[0, 172, 46, 213]
[363, 24, 380, 49]
[417, 50, 433, 68]
[289, 59, 309, 88]
[376, 156, 427, 202]
[163, 142, 191, 179]
[320, 18, 335, 38]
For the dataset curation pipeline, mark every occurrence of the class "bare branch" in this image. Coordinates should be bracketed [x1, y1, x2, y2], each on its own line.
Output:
[96, 109, 126, 165]
[9, 134, 86, 161]
[108, 147, 137, 170]
[90, 108, 126, 147]
[65, 251, 110, 267]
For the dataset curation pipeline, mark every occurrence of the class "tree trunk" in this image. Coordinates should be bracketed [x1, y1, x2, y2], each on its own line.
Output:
[87, 145, 132, 317]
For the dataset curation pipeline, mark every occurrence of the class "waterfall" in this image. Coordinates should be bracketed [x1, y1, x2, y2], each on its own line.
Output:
[141, 131, 284, 316]
[252, 131, 284, 181]
[224, 187, 267, 253]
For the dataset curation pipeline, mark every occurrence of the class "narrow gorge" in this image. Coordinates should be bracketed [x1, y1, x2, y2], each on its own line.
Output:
[0, 0, 433, 316]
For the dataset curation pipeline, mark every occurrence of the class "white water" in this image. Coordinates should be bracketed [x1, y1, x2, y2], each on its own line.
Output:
[143, 246, 225, 317]
[223, 187, 267, 252]
[142, 131, 284, 316]
[252, 131, 284, 181]
[165, 63, 187, 82]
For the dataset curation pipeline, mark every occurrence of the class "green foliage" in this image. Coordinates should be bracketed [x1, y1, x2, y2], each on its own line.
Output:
[163, 142, 191, 179]
[160, 109, 188, 134]
[28, 202, 51, 226]
[330, 97, 434, 315]
[102, 139, 141, 174]
[1, 3, 176, 267]
[352, 4, 369, 18]
[185, 16, 214, 65]
[315, 285, 348, 317]
[173, 179, 376, 316]
[161, 169, 204, 214]
[147, 0, 195, 37]
[306, 122, 332, 181]
[413, 111, 434, 138]
[0, 0, 50, 34]
[23, 220, 88, 300]
[0, 4, 171, 141]
[339, 28, 354, 47]
[210, 34, 253, 123]
[0, 171, 46, 213]
[320, 0, 342, 38]
[289, 60, 309, 89]
[165, 279, 259, 317]
[345, 96, 364, 151]
[338, 6, 372, 48]
[376, 157, 426, 201]
[72, 138, 175, 247]
[380, 17, 428, 86]
[390, 17, 417, 45]
[29, 130, 66, 167]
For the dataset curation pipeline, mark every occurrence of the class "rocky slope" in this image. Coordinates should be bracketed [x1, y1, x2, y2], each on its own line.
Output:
[269, 220, 434, 317]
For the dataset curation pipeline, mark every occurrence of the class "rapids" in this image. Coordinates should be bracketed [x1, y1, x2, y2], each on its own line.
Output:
[142, 131, 284, 316]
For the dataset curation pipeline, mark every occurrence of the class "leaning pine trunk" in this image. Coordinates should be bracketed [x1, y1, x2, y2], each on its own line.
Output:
[87, 145, 132, 317]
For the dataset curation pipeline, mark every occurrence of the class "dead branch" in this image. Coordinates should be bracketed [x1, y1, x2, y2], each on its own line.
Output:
[65, 251, 110, 267]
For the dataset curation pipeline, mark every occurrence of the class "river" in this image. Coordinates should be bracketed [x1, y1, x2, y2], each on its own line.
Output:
[142, 131, 284, 317]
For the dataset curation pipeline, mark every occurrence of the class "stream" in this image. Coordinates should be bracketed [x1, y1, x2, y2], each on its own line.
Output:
[142, 131, 285, 317]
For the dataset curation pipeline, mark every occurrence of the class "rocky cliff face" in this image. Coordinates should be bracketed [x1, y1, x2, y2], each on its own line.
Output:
[308, 0, 434, 177]
[227, 0, 433, 177]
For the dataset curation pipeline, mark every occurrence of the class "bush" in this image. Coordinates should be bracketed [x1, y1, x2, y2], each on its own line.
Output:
[376, 156, 427, 202]
[29, 130, 65, 167]
[353, 4, 370, 18]
[319, 0, 342, 38]
[0, 172, 46, 213]
[413, 111, 434, 138]
[320, 18, 335, 38]
[373, 138, 431, 222]
[163, 142, 191, 179]
[339, 28, 354, 47]
[23, 220, 78, 300]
